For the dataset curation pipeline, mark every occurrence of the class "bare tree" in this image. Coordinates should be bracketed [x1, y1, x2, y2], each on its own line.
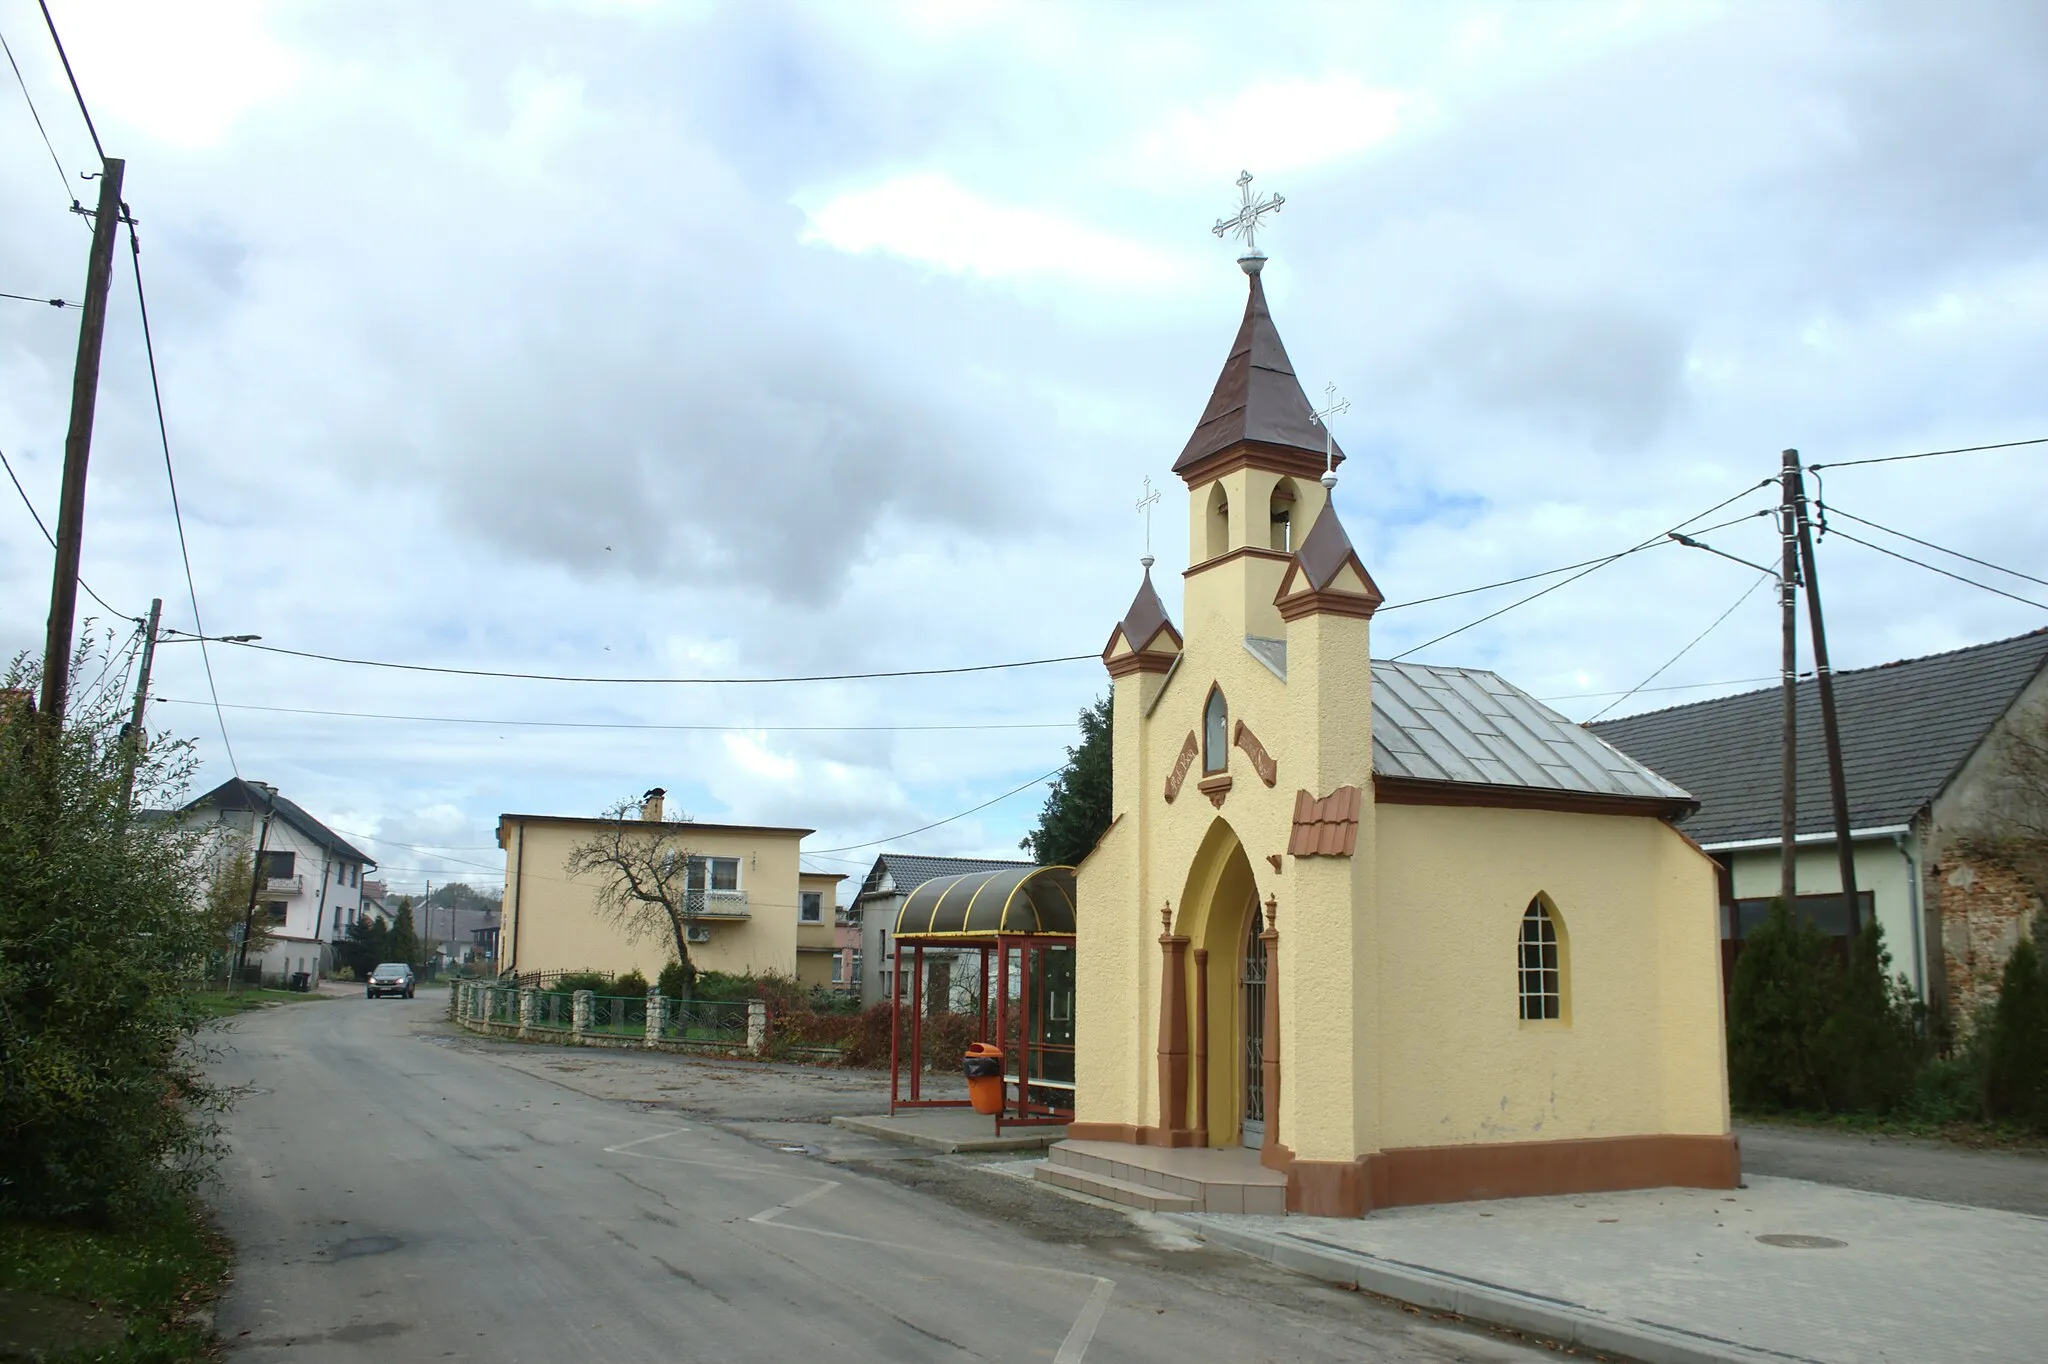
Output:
[562, 794, 701, 989]
[1991, 704, 2048, 901]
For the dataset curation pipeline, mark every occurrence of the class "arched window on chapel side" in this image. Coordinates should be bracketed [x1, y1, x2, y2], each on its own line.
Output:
[1518, 897, 1565, 1022]
[1203, 686, 1228, 774]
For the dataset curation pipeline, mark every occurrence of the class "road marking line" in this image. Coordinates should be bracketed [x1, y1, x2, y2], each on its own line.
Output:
[1055, 1277, 1115, 1364]
[747, 1179, 841, 1226]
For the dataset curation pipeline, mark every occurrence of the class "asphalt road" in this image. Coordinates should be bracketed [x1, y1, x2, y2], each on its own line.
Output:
[208, 995, 1551, 1364]
[1737, 1121, 2048, 1216]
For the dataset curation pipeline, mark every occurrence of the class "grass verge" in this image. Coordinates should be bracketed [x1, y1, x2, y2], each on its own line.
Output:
[182, 988, 325, 1021]
[0, 1199, 226, 1363]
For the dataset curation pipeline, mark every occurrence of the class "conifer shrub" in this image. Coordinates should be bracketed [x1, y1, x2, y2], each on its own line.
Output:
[657, 958, 695, 1000]
[1983, 929, 2048, 1132]
[1726, 899, 1837, 1109]
[547, 971, 611, 997]
[1817, 920, 1921, 1113]
[611, 969, 650, 998]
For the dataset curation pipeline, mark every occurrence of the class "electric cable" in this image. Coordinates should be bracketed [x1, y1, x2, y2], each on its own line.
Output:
[127, 220, 239, 777]
[1583, 573, 1773, 722]
[35, 0, 103, 162]
[1820, 527, 2047, 612]
[1808, 436, 2048, 471]
[1, 23, 75, 206]
[1534, 674, 1779, 704]
[147, 696, 1078, 734]
[807, 768, 1061, 855]
[164, 634, 1098, 686]
[1817, 505, 2047, 590]
[2, 439, 132, 618]
[2, 289, 76, 307]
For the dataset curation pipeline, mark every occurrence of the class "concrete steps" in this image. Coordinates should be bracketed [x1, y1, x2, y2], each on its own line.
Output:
[1031, 1139, 1287, 1214]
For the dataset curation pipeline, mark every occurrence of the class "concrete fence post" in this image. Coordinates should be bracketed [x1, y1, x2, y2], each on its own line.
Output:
[474, 984, 488, 1024]
[449, 981, 462, 1021]
[519, 987, 538, 1039]
[646, 990, 665, 1048]
[572, 989, 594, 1043]
[747, 999, 767, 1056]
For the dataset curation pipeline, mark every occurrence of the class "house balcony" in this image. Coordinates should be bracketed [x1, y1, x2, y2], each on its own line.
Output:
[265, 874, 304, 895]
[686, 890, 749, 919]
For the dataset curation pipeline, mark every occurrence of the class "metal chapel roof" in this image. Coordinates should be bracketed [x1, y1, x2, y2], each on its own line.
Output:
[1173, 273, 1345, 474]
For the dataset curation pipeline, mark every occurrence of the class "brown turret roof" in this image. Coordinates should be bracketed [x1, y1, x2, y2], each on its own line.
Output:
[1174, 272, 1345, 478]
[1118, 568, 1177, 651]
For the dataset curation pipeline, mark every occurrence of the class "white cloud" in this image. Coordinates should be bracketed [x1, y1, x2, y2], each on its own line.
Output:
[794, 173, 1189, 287]
[1130, 75, 1426, 186]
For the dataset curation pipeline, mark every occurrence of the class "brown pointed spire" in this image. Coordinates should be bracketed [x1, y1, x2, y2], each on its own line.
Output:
[1173, 272, 1345, 483]
[1103, 568, 1183, 676]
[1275, 501, 1382, 621]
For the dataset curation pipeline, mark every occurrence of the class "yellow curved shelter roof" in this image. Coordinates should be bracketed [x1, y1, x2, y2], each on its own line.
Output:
[892, 865, 1076, 940]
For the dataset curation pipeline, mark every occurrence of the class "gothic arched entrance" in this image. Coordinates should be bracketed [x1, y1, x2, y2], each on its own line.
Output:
[1174, 817, 1266, 1148]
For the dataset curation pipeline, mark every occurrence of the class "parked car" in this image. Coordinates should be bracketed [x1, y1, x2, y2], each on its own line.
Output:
[366, 963, 415, 999]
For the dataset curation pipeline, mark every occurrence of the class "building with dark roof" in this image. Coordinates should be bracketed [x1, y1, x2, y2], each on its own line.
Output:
[848, 853, 1035, 1007]
[1592, 629, 2048, 1019]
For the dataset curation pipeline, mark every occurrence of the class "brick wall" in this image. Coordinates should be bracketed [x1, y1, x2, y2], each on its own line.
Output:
[1934, 846, 2044, 1029]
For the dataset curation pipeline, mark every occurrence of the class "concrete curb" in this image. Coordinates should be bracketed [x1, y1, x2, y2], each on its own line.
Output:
[1166, 1216, 1817, 1364]
[830, 1114, 1062, 1154]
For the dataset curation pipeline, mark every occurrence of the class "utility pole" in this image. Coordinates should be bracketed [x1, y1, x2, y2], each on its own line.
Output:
[38, 158, 126, 728]
[118, 597, 162, 816]
[234, 783, 279, 988]
[1787, 450, 1860, 932]
[1778, 450, 1802, 904]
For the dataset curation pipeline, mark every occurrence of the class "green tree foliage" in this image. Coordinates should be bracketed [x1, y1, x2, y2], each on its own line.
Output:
[1726, 899, 1837, 1109]
[0, 646, 223, 1223]
[335, 915, 393, 980]
[386, 898, 420, 968]
[199, 836, 270, 976]
[612, 969, 650, 997]
[1020, 694, 1112, 867]
[1983, 926, 2048, 1131]
[657, 959, 695, 1000]
[1817, 919, 1921, 1113]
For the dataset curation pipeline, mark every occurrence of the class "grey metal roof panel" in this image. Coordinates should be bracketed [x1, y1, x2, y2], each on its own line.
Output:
[860, 853, 1036, 900]
[1588, 629, 2048, 844]
[1368, 660, 1691, 803]
[181, 778, 376, 866]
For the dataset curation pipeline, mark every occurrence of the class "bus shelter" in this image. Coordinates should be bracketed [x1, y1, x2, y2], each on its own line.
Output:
[889, 864, 1076, 1131]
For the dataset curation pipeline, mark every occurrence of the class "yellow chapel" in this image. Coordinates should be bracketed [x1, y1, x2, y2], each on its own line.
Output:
[1067, 253, 1737, 1218]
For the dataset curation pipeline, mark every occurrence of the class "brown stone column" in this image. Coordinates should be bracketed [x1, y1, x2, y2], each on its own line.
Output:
[1191, 946, 1210, 1146]
[1155, 901, 1192, 1144]
[1260, 893, 1285, 1171]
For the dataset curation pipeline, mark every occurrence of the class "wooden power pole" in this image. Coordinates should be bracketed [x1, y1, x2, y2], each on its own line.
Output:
[1787, 451, 1860, 931]
[38, 157, 126, 727]
[118, 596, 163, 816]
[1777, 449, 1801, 904]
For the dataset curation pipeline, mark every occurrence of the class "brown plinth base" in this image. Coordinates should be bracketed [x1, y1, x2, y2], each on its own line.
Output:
[1064, 1128, 1742, 1219]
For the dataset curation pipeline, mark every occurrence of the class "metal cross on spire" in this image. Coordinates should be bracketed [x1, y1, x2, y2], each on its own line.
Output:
[1136, 475, 1162, 568]
[1212, 170, 1284, 273]
[1310, 382, 1349, 489]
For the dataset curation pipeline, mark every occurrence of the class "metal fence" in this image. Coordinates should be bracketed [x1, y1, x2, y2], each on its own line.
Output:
[529, 990, 573, 1032]
[659, 998, 749, 1049]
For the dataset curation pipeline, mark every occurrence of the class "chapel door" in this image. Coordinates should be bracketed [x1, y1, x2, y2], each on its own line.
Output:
[1241, 902, 1266, 1150]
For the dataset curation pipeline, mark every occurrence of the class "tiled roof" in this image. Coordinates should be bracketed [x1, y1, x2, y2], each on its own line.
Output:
[1173, 273, 1343, 474]
[858, 853, 1036, 901]
[181, 778, 376, 866]
[1588, 629, 2048, 845]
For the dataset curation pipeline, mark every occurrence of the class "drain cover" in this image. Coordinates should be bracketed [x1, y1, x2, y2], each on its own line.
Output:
[778, 1144, 813, 1154]
[1756, 1234, 1847, 1249]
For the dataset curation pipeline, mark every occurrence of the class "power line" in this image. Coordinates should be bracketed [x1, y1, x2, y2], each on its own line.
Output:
[0, 23, 75, 206]
[35, 0, 103, 162]
[1822, 526, 2047, 612]
[168, 634, 1098, 686]
[1, 440, 130, 619]
[1819, 505, 2048, 590]
[1809, 436, 2048, 471]
[127, 221, 239, 777]
[1584, 573, 1773, 722]
[2, 289, 77, 307]
[148, 696, 1078, 734]
[1387, 483, 1777, 662]
[807, 768, 1059, 855]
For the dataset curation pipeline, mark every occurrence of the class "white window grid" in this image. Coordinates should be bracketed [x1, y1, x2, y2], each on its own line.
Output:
[1518, 900, 1561, 1021]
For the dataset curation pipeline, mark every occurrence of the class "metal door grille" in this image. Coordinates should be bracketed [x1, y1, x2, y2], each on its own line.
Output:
[1241, 905, 1266, 1148]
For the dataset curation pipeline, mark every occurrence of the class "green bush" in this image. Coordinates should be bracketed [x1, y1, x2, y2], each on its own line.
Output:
[1817, 920, 1921, 1114]
[657, 959, 695, 1000]
[612, 969, 650, 997]
[0, 646, 224, 1223]
[1727, 899, 1837, 1110]
[547, 971, 611, 997]
[1983, 932, 2048, 1132]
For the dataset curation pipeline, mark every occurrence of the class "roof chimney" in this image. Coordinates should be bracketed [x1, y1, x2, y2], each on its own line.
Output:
[640, 787, 666, 822]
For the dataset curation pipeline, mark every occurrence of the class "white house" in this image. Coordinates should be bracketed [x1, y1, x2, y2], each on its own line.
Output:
[848, 853, 1034, 1007]
[181, 778, 376, 986]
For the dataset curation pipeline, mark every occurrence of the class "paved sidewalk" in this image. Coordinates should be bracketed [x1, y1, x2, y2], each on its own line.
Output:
[1175, 1176, 2048, 1364]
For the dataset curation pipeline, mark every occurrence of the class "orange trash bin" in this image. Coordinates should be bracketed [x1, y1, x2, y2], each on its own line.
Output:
[963, 1042, 1004, 1116]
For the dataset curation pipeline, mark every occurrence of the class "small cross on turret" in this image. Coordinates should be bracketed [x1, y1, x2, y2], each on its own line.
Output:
[1211, 170, 1284, 274]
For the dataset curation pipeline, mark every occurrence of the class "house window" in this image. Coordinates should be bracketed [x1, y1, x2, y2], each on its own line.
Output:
[851, 951, 862, 985]
[800, 892, 823, 923]
[258, 850, 295, 880]
[687, 857, 741, 893]
[263, 900, 288, 924]
[1518, 898, 1564, 1021]
[831, 955, 844, 984]
[1203, 686, 1229, 773]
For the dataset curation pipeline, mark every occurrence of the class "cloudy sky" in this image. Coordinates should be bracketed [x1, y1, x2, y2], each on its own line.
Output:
[4, 0, 2044, 898]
